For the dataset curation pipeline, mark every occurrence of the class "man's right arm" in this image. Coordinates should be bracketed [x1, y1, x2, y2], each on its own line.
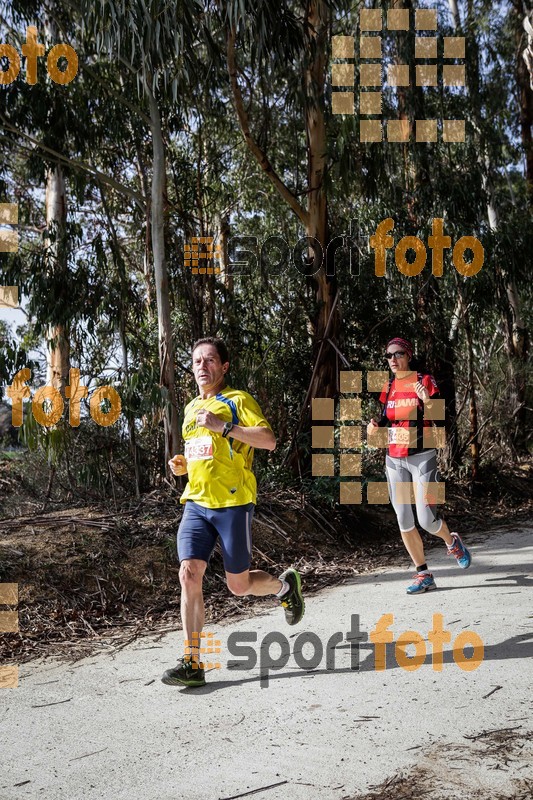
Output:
[169, 454, 188, 475]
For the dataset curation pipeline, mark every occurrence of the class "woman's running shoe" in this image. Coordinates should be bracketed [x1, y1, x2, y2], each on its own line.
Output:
[447, 533, 472, 569]
[406, 572, 437, 594]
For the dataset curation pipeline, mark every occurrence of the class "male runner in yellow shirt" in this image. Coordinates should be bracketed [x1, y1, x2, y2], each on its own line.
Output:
[161, 337, 304, 687]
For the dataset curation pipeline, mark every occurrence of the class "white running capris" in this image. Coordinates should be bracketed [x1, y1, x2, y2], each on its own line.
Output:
[384, 449, 443, 534]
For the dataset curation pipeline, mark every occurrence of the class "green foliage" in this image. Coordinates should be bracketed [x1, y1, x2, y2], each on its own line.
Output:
[0, 0, 531, 505]
[19, 404, 68, 467]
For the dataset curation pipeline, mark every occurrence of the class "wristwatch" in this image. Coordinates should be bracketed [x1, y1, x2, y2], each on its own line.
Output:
[222, 421, 234, 438]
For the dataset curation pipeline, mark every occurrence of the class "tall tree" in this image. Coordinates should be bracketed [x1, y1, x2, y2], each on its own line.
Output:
[515, 3, 533, 202]
[44, 162, 69, 392]
[454, 0, 529, 453]
[82, 0, 201, 469]
[223, 0, 343, 472]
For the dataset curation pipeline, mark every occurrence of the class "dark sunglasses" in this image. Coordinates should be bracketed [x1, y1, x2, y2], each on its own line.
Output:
[385, 350, 406, 360]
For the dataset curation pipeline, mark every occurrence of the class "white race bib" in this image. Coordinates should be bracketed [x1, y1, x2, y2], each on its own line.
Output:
[388, 427, 411, 446]
[185, 435, 213, 462]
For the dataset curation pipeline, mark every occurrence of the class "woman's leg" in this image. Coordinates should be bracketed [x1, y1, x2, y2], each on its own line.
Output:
[409, 450, 453, 545]
[386, 455, 439, 592]
[385, 455, 421, 567]
[400, 527, 426, 568]
[409, 450, 472, 569]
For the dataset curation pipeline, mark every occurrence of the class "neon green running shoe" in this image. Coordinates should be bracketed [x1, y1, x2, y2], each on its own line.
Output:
[161, 656, 206, 687]
[279, 568, 305, 625]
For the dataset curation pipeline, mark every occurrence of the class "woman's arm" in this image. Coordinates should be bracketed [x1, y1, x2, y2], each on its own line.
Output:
[414, 377, 440, 410]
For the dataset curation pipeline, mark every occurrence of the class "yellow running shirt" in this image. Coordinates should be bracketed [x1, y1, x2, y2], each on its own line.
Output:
[180, 387, 272, 508]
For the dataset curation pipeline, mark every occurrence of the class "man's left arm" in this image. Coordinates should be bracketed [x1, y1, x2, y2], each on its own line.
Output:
[232, 392, 276, 451]
[226, 424, 276, 451]
[195, 406, 276, 451]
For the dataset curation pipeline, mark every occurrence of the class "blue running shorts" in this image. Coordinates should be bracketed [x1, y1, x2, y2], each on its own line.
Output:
[177, 500, 255, 574]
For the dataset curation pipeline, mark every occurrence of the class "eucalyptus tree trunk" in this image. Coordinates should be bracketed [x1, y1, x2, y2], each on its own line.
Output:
[387, 0, 459, 466]
[227, 1, 338, 400]
[147, 88, 180, 470]
[119, 319, 141, 498]
[443, 296, 463, 468]
[227, 0, 338, 470]
[217, 212, 234, 314]
[448, 0, 461, 29]
[44, 166, 70, 392]
[464, 311, 479, 480]
[513, 2, 533, 203]
[197, 131, 216, 336]
[523, 11, 533, 89]
[450, 284, 479, 480]
[454, 0, 529, 454]
[304, 0, 339, 405]
[44, 17, 69, 393]
[134, 137, 153, 311]
[219, 214, 231, 293]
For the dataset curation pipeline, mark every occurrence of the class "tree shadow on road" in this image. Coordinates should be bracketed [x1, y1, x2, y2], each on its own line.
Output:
[483, 573, 533, 587]
[170, 630, 533, 692]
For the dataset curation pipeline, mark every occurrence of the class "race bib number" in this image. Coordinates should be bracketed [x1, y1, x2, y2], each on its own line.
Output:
[388, 427, 411, 446]
[185, 435, 213, 462]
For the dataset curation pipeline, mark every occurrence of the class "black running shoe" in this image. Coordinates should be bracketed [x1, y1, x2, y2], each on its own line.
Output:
[161, 656, 206, 687]
[278, 568, 305, 626]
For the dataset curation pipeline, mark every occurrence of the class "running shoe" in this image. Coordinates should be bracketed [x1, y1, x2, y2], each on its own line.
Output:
[161, 656, 206, 687]
[406, 572, 437, 594]
[447, 533, 471, 569]
[278, 568, 305, 625]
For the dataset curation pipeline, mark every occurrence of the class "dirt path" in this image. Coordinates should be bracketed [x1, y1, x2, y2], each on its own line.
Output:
[1, 526, 532, 800]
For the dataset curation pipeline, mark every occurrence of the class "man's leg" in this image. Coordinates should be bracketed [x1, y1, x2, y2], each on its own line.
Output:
[179, 558, 207, 658]
[225, 567, 304, 625]
[216, 503, 304, 625]
[225, 569, 282, 597]
[161, 502, 217, 686]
